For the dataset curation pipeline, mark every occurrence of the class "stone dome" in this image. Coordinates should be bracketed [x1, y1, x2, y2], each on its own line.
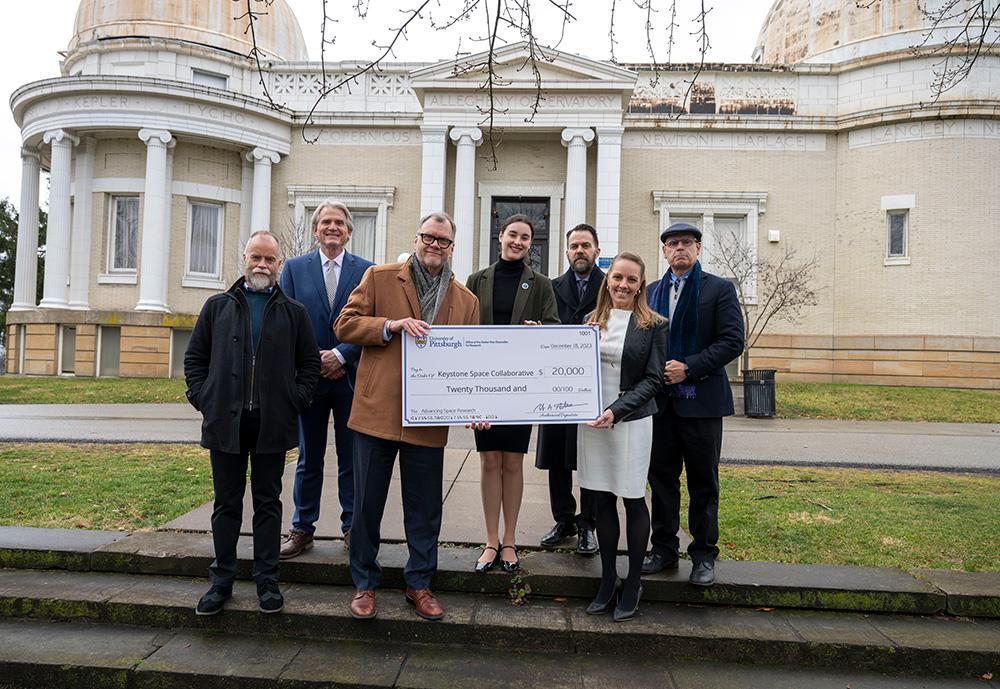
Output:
[755, 0, 936, 64]
[68, 0, 308, 62]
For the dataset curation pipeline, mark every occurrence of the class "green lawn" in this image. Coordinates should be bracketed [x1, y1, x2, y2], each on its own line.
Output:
[714, 465, 1000, 572]
[1, 443, 997, 572]
[0, 376, 188, 404]
[0, 443, 213, 531]
[776, 381, 1000, 423]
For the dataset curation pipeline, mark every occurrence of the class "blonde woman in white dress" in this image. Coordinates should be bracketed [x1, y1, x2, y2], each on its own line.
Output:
[577, 252, 667, 621]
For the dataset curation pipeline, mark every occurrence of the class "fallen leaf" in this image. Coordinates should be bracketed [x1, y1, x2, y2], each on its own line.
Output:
[756, 607, 774, 612]
[982, 672, 994, 680]
[58, 491, 68, 497]
[553, 597, 568, 602]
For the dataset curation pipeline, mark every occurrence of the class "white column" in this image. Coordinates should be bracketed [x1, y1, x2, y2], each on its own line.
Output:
[419, 124, 449, 217]
[136, 128, 174, 312]
[11, 148, 41, 311]
[595, 126, 624, 258]
[247, 147, 280, 232]
[39, 129, 79, 308]
[68, 138, 96, 310]
[239, 155, 254, 252]
[561, 127, 594, 235]
[448, 126, 482, 282]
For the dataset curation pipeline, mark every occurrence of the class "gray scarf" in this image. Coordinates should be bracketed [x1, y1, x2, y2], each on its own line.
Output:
[410, 256, 453, 324]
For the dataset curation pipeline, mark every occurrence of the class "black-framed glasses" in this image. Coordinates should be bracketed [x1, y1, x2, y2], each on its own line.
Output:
[417, 233, 454, 248]
[665, 237, 697, 248]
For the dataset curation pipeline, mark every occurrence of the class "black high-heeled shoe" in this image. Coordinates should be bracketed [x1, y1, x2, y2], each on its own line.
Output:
[585, 578, 623, 615]
[499, 544, 520, 572]
[613, 583, 643, 622]
[474, 545, 499, 573]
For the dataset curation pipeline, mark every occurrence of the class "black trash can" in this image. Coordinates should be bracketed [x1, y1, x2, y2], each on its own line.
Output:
[742, 368, 776, 418]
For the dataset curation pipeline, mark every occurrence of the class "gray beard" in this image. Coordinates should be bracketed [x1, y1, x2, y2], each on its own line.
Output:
[245, 271, 274, 291]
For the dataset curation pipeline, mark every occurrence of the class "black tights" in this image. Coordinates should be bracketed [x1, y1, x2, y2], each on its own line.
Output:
[593, 490, 649, 610]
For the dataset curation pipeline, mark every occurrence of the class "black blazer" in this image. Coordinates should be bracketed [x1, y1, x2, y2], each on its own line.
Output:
[534, 266, 605, 472]
[606, 315, 668, 424]
[551, 267, 605, 326]
[647, 271, 744, 418]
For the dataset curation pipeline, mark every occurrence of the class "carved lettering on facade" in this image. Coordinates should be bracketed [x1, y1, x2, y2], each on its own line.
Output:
[849, 119, 1000, 148]
[72, 95, 132, 109]
[189, 104, 247, 125]
[309, 128, 421, 146]
[425, 93, 616, 110]
[625, 131, 825, 151]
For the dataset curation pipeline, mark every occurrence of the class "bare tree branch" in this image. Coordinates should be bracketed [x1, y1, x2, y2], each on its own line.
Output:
[914, 0, 1000, 101]
[303, 0, 434, 143]
[711, 232, 821, 372]
[242, 1, 714, 163]
[234, 0, 283, 109]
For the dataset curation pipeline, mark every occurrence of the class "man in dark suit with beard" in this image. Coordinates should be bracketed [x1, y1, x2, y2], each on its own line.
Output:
[535, 223, 604, 556]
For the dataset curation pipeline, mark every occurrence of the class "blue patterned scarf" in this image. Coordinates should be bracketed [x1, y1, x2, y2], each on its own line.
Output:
[651, 261, 701, 399]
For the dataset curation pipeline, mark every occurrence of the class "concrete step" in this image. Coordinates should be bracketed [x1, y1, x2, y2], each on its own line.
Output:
[2, 526, 998, 617]
[1, 617, 994, 689]
[0, 568, 998, 679]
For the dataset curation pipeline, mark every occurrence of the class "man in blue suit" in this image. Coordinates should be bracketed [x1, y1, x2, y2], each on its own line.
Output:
[643, 222, 744, 586]
[279, 201, 374, 558]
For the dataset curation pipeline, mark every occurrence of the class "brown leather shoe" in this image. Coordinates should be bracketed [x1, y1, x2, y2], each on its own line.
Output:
[405, 588, 444, 621]
[279, 531, 314, 560]
[350, 589, 376, 620]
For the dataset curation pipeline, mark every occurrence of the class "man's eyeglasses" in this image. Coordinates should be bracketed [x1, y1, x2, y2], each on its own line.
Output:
[664, 237, 698, 249]
[417, 233, 454, 248]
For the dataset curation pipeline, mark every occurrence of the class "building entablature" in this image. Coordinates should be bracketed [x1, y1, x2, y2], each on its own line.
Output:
[12, 76, 293, 157]
[627, 55, 1000, 130]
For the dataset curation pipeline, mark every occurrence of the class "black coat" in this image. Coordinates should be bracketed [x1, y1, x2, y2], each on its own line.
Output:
[184, 279, 321, 454]
[647, 271, 744, 418]
[552, 266, 605, 326]
[606, 315, 668, 424]
[535, 266, 605, 471]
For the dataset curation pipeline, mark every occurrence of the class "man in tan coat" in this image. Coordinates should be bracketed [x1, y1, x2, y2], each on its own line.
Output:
[335, 211, 480, 621]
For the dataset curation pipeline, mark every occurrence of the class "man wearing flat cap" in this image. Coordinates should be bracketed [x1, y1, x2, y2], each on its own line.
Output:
[643, 222, 744, 586]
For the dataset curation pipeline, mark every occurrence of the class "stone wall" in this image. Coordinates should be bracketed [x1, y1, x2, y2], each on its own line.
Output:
[750, 334, 1000, 389]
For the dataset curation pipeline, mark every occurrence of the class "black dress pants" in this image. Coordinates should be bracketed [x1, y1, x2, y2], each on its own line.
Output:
[208, 412, 286, 587]
[647, 405, 723, 564]
[548, 468, 596, 530]
[349, 432, 444, 591]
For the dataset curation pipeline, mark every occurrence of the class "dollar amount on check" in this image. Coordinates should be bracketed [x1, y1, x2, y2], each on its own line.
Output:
[402, 325, 603, 426]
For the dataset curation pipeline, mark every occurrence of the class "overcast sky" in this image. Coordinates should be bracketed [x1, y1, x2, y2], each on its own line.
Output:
[0, 0, 773, 210]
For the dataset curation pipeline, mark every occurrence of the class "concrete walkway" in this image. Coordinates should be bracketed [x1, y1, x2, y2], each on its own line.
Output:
[1, 403, 997, 471]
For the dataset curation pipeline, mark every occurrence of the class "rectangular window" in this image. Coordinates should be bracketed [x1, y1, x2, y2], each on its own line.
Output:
[192, 69, 228, 89]
[187, 201, 223, 280]
[99, 326, 121, 377]
[887, 210, 907, 258]
[351, 210, 378, 262]
[109, 196, 139, 272]
[171, 330, 192, 379]
[60, 326, 76, 375]
[300, 207, 379, 263]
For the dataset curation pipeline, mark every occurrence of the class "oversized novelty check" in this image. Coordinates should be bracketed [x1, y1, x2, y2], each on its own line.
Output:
[402, 325, 602, 426]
